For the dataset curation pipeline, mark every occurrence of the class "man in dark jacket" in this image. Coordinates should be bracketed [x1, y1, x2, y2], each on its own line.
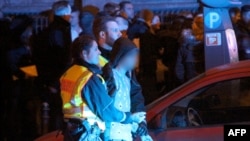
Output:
[61, 35, 145, 141]
[93, 16, 122, 60]
[175, 15, 205, 84]
[33, 0, 72, 131]
[127, 18, 149, 40]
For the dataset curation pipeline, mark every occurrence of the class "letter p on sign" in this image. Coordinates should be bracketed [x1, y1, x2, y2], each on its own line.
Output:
[205, 12, 222, 29]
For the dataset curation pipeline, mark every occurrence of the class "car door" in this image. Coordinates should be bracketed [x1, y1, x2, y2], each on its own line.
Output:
[148, 77, 250, 141]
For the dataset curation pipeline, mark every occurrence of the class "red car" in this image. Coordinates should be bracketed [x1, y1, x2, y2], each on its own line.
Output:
[146, 60, 250, 141]
[36, 61, 250, 141]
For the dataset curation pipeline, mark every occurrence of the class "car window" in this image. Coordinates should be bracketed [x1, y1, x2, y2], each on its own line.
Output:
[148, 77, 250, 130]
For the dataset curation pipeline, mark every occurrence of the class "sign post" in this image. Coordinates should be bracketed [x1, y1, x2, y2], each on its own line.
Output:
[202, 0, 241, 70]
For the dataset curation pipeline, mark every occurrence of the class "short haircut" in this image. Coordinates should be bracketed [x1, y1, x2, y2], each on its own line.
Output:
[229, 7, 240, 15]
[103, 2, 120, 16]
[71, 35, 95, 59]
[52, 0, 71, 16]
[115, 16, 129, 26]
[80, 11, 95, 35]
[92, 16, 116, 40]
[119, 1, 132, 10]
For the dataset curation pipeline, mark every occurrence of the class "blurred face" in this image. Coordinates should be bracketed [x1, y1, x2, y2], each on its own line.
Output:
[70, 11, 80, 27]
[123, 3, 134, 19]
[120, 49, 139, 71]
[105, 21, 122, 47]
[83, 41, 101, 65]
[242, 11, 250, 25]
[152, 15, 161, 30]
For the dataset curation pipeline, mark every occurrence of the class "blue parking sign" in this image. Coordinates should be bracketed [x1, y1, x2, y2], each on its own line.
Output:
[205, 12, 222, 29]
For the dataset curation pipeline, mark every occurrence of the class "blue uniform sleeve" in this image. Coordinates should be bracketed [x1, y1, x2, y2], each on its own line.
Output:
[82, 75, 131, 123]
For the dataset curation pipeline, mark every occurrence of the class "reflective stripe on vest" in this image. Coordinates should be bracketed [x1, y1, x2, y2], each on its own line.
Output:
[99, 55, 108, 67]
[60, 65, 105, 130]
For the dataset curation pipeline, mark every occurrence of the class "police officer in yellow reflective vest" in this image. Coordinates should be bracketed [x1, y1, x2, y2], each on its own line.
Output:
[60, 35, 146, 141]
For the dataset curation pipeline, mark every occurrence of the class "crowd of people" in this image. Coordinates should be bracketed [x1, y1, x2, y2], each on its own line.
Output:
[0, 0, 250, 141]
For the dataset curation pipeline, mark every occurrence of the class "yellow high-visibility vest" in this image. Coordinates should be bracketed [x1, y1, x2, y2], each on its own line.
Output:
[60, 65, 105, 130]
[99, 55, 108, 67]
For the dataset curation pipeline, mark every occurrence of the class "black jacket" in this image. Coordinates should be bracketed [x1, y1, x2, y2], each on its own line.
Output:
[234, 20, 250, 60]
[7, 46, 33, 79]
[175, 40, 205, 83]
[235, 20, 250, 37]
[33, 16, 72, 87]
[98, 46, 111, 61]
[74, 60, 131, 123]
[139, 30, 161, 74]
[127, 19, 149, 40]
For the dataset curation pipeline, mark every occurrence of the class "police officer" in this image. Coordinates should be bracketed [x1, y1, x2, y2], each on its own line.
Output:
[60, 35, 145, 141]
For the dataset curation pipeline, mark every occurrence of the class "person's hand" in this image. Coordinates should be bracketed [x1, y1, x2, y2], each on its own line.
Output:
[130, 112, 146, 123]
[137, 121, 148, 136]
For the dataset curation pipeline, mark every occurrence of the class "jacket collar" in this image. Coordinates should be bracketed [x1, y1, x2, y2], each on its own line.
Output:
[53, 16, 70, 27]
[74, 59, 102, 74]
[98, 46, 111, 61]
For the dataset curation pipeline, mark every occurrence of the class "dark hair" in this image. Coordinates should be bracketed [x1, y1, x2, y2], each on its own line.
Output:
[241, 5, 250, 15]
[80, 11, 95, 35]
[52, 0, 70, 15]
[104, 2, 120, 16]
[229, 7, 240, 15]
[115, 15, 129, 26]
[71, 35, 95, 60]
[71, 6, 79, 13]
[119, 1, 132, 10]
[92, 16, 116, 40]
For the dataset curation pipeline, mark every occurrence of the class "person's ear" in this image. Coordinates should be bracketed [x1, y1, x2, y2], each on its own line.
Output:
[99, 31, 106, 39]
[81, 50, 88, 59]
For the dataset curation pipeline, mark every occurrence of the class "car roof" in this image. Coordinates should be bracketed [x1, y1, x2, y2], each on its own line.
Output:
[147, 60, 250, 110]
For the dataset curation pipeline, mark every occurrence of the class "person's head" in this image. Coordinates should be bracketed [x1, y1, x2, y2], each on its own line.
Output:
[72, 35, 101, 65]
[93, 16, 122, 49]
[241, 5, 250, 25]
[70, 6, 80, 27]
[229, 7, 240, 24]
[152, 15, 161, 31]
[138, 9, 154, 26]
[20, 26, 33, 46]
[103, 2, 120, 16]
[80, 11, 95, 35]
[119, 1, 134, 20]
[115, 16, 129, 37]
[52, 0, 71, 22]
[110, 37, 139, 71]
